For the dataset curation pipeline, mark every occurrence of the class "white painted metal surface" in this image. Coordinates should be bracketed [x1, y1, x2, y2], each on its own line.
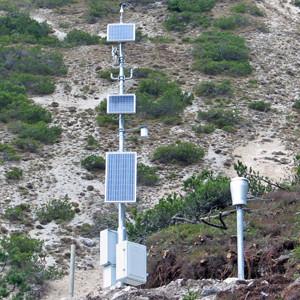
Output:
[230, 177, 249, 206]
[100, 229, 118, 266]
[116, 241, 147, 286]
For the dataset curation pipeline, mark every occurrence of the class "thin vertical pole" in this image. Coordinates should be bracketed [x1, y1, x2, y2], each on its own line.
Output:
[69, 244, 75, 298]
[118, 41, 127, 243]
[236, 206, 245, 280]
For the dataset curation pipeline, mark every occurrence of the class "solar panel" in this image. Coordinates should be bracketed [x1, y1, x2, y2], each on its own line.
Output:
[107, 23, 136, 42]
[105, 152, 137, 203]
[107, 94, 136, 114]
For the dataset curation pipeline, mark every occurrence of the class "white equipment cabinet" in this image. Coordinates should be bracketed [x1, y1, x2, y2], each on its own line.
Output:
[100, 229, 118, 266]
[116, 241, 147, 286]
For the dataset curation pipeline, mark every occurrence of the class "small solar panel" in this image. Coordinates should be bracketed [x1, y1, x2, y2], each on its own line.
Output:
[107, 94, 136, 114]
[105, 152, 137, 203]
[107, 23, 136, 42]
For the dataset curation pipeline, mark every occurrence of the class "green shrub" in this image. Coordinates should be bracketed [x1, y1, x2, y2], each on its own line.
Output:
[149, 35, 174, 43]
[11, 122, 62, 144]
[293, 100, 300, 109]
[214, 14, 249, 30]
[34, 0, 73, 8]
[0, 233, 58, 298]
[0, 143, 20, 162]
[194, 80, 233, 98]
[81, 155, 105, 171]
[85, 135, 99, 150]
[0, 47, 67, 76]
[128, 171, 231, 241]
[88, 0, 119, 20]
[193, 124, 215, 134]
[164, 12, 211, 31]
[14, 137, 40, 152]
[138, 163, 159, 186]
[9, 73, 55, 95]
[165, 0, 215, 31]
[0, 91, 52, 123]
[231, 2, 264, 16]
[5, 167, 23, 180]
[183, 171, 231, 218]
[167, 0, 216, 13]
[4, 204, 30, 222]
[193, 31, 252, 76]
[248, 100, 271, 112]
[65, 29, 100, 46]
[137, 72, 193, 118]
[36, 197, 75, 224]
[0, 13, 51, 39]
[295, 0, 300, 7]
[183, 291, 198, 300]
[198, 108, 239, 131]
[153, 142, 204, 165]
[128, 194, 184, 240]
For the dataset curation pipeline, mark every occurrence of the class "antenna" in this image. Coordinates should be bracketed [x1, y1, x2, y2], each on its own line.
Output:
[100, 5, 147, 289]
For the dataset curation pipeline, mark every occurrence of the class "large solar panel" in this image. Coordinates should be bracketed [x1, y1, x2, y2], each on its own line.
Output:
[107, 94, 136, 114]
[107, 23, 136, 42]
[105, 152, 137, 203]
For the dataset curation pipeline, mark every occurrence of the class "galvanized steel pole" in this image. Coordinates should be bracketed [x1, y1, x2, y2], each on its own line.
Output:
[236, 206, 245, 280]
[69, 244, 75, 298]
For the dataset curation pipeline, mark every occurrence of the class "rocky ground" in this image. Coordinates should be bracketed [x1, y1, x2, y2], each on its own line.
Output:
[1, 0, 300, 299]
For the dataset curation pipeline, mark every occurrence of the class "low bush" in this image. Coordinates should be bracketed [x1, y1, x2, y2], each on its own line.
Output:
[167, 0, 216, 13]
[194, 80, 233, 98]
[293, 99, 300, 109]
[0, 143, 20, 162]
[295, 0, 300, 7]
[149, 35, 174, 43]
[0, 233, 54, 299]
[36, 197, 75, 224]
[11, 121, 62, 144]
[0, 12, 50, 40]
[14, 137, 40, 153]
[193, 124, 215, 134]
[231, 2, 265, 16]
[85, 135, 99, 150]
[34, 0, 73, 8]
[153, 142, 204, 165]
[87, 0, 119, 20]
[193, 31, 252, 76]
[165, 0, 215, 31]
[5, 167, 23, 180]
[81, 155, 105, 171]
[0, 47, 67, 76]
[138, 163, 159, 186]
[65, 29, 100, 46]
[128, 171, 231, 241]
[137, 72, 193, 118]
[248, 100, 271, 112]
[9, 73, 55, 95]
[198, 108, 239, 131]
[164, 12, 211, 31]
[214, 14, 249, 30]
[4, 204, 30, 222]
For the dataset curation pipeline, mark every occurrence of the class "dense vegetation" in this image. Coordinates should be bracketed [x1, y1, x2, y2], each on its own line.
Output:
[0, 234, 58, 299]
[153, 142, 205, 165]
[165, 0, 215, 31]
[193, 31, 252, 76]
[136, 70, 193, 118]
[248, 100, 271, 112]
[36, 198, 75, 224]
[138, 164, 159, 186]
[81, 155, 105, 171]
[194, 80, 233, 98]
[128, 171, 231, 241]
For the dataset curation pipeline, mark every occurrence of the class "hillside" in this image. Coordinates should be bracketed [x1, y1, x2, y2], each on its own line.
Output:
[0, 0, 300, 299]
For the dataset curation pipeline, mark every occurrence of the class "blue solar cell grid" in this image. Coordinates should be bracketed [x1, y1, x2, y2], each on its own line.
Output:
[105, 152, 137, 203]
[107, 23, 136, 42]
[107, 94, 136, 114]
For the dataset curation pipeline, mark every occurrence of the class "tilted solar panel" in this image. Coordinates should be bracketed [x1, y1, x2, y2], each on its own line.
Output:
[107, 94, 136, 114]
[105, 152, 137, 203]
[107, 23, 136, 42]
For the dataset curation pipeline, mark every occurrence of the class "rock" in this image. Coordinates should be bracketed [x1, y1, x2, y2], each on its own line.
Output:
[51, 102, 59, 107]
[81, 238, 96, 248]
[87, 185, 94, 191]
